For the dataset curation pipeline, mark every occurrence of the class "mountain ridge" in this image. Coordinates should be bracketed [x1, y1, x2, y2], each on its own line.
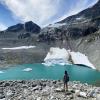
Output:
[0, 21, 41, 39]
[59, 0, 100, 24]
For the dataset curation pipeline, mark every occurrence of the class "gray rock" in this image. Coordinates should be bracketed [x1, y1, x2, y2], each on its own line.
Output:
[0, 80, 99, 100]
[0, 98, 5, 100]
[6, 90, 13, 96]
[0, 95, 5, 99]
[96, 94, 100, 100]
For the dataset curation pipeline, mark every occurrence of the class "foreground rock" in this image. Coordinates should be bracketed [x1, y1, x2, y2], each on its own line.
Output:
[0, 80, 99, 100]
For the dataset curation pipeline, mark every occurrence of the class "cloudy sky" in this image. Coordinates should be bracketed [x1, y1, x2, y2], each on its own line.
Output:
[0, 0, 98, 30]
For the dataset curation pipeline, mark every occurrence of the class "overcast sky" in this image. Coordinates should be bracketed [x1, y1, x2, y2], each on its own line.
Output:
[0, 0, 98, 30]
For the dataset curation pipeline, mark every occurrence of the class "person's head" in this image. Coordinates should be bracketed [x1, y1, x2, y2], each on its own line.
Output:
[65, 70, 67, 75]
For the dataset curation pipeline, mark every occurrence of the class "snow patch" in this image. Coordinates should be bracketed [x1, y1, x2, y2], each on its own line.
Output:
[23, 68, 32, 72]
[48, 23, 66, 28]
[76, 17, 82, 20]
[70, 52, 96, 69]
[2, 46, 36, 50]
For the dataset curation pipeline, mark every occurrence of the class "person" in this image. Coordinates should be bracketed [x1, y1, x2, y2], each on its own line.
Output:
[63, 70, 69, 92]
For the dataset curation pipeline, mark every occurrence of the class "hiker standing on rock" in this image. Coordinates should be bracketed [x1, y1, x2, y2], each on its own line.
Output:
[63, 70, 69, 92]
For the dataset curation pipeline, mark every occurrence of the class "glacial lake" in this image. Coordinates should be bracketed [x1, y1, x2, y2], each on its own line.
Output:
[0, 64, 100, 85]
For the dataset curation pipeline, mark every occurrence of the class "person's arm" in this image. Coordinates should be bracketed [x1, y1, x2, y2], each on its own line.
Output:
[63, 75, 65, 82]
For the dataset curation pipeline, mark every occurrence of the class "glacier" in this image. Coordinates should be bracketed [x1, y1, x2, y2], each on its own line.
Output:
[43, 47, 70, 66]
[43, 47, 96, 69]
[70, 52, 96, 69]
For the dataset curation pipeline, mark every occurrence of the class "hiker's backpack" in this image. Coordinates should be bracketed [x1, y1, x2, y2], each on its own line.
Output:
[64, 74, 69, 82]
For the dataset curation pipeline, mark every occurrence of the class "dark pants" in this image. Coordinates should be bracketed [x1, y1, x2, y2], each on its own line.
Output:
[64, 82, 68, 91]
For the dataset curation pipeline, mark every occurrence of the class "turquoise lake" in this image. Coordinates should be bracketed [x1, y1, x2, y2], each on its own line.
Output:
[0, 64, 100, 85]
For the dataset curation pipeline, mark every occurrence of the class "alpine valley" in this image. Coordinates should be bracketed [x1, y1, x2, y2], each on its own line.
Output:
[0, 0, 100, 71]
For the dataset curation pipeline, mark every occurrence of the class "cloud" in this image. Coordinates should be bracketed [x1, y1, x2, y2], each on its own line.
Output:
[1, 0, 60, 26]
[1, 0, 98, 27]
[0, 23, 7, 31]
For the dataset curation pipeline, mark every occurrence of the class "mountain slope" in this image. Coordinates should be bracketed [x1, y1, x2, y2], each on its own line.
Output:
[38, 0, 100, 70]
[0, 21, 42, 66]
[59, 0, 100, 23]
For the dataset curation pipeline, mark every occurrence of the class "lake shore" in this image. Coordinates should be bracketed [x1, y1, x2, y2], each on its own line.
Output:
[0, 80, 100, 100]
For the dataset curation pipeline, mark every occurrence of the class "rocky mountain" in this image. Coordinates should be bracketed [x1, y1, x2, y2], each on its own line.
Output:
[59, 0, 100, 23]
[39, 0, 100, 40]
[38, 0, 100, 70]
[6, 21, 41, 33]
[0, 21, 42, 66]
[0, 21, 41, 39]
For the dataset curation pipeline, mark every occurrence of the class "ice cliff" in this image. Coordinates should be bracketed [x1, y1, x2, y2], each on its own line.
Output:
[44, 47, 70, 66]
